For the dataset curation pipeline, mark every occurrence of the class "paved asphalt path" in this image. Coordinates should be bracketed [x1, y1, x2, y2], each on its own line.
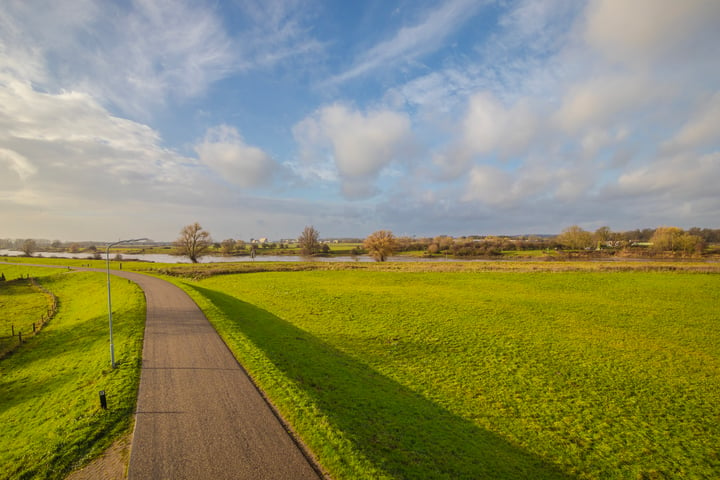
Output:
[97, 270, 323, 480]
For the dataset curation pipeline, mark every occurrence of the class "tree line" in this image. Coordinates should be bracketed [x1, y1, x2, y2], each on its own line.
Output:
[173, 223, 398, 262]
[172, 223, 718, 263]
[3, 224, 718, 262]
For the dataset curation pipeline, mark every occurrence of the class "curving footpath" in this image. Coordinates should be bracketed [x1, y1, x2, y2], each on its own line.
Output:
[101, 270, 322, 480]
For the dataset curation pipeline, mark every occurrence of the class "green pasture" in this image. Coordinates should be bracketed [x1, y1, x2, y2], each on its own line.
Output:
[0, 268, 145, 479]
[173, 269, 720, 479]
[0, 269, 55, 356]
[0, 257, 107, 269]
[0, 280, 49, 333]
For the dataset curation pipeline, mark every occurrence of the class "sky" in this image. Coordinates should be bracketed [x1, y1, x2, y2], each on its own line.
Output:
[1, 0, 719, 242]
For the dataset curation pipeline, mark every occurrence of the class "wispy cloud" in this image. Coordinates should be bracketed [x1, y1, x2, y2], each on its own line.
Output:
[1, 0, 326, 118]
[326, 0, 486, 85]
[234, 0, 325, 69]
[0, 0, 236, 117]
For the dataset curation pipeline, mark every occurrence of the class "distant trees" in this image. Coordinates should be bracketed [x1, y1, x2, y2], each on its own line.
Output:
[363, 230, 397, 262]
[174, 222, 212, 263]
[556, 225, 594, 250]
[21, 239, 37, 257]
[594, 226, 612, 244]
[220, 238, 236, 255]
[650, 226, 703, 255]
[298, 226, 321, 256]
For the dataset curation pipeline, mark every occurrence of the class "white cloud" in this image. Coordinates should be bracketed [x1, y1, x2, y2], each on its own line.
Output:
[93, 0, 235, 114]
[664, 92, 720, 152]
[0, 76, 209, 217]
[195, 125, 276, 188]
[2, 0, 719, 240]
[553, 74, 669, 134]
[0, 148, 36, 182]
[1, 80, 161, 151]
[616, 152, 720, 198]
[583, 0, 720, 66]
[414, 0, 720, 232]
[462, 165, 517, 206]
[293, 104, 413, 198]
[430, 91, 541, 179]
[462, 160, 592, 209]
[0, 0, 235, 117]
[462, 92, 538, 156]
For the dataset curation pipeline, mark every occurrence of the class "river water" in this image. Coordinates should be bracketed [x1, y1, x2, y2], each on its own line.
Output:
[0, 249, 461, 264]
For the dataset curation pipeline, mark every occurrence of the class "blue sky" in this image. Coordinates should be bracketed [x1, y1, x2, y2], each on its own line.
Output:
[1, 0, 719, 242]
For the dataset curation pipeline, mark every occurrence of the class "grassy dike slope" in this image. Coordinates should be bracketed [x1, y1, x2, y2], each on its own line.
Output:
[0, 266, 145, 479]
[171, 268, 720, 479]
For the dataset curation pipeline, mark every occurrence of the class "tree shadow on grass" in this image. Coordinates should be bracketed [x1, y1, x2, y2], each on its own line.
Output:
[190, 285, 574, 480]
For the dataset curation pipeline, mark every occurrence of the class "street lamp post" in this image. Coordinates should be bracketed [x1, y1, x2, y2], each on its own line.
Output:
[106, 238, 149, 368]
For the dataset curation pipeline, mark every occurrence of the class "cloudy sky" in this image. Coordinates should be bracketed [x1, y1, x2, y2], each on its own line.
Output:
[1, 0, 719, 242]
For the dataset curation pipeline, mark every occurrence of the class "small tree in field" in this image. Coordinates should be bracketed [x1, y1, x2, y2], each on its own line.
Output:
[21, 239, 37, 257]
[298, 226, 320, 256]
[174, 222, 212, 263]
[364, 230, 397, 262]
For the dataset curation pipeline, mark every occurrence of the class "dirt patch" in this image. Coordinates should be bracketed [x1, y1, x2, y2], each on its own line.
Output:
[65, 433, 131, 480]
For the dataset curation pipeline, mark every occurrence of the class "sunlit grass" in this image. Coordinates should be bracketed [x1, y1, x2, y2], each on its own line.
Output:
[0, 270, 145, 479]
[172, 269, 720, 479]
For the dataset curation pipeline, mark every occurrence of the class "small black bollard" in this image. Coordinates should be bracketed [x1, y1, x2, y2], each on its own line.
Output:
[99, 390, 108, 410]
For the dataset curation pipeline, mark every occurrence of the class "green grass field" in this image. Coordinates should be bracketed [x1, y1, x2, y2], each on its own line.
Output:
[0, 266, 145, 479]
[172, 268, 720, 479]
[0, 283, 51, 356]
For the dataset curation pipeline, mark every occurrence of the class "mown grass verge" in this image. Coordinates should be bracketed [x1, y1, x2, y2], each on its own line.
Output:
[0, 267, 145, 479]
[168, 268, 720, 479]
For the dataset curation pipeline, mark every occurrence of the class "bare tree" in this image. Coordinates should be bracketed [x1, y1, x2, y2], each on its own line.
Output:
[363, 230, 397, 262]
[21, 239, 37, 257]
[594, 226, 612, 244]
[174, 222, 212, 263]
[298, 225, 320, 256]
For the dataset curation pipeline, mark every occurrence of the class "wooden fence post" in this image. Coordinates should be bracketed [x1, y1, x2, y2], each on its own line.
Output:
[18, 332, 22, 344]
